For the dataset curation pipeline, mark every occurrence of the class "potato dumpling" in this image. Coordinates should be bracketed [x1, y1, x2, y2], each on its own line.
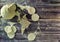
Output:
[28, 33, 36, 41]
[4, 26, 12, 33]
[31, 14, 39, 21]
[19, 17, 31, 34]
[20, 19, 31, 34]
[26, 6, 35, 15]
[1, 3, 16, 19]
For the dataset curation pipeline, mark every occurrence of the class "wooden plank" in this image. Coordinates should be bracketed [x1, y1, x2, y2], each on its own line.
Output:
[40, 19, 60, 22]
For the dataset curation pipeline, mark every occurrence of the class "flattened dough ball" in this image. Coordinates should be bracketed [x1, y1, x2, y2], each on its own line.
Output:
[31, 14, 39, 21]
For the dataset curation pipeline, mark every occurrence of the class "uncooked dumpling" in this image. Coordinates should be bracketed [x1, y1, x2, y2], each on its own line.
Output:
[28, 33, 36, 41]
[26, 6, 35, 15]
[4, 26, 12, 33]
[1, 3, 16, 19]
[31, 14, 39, 21]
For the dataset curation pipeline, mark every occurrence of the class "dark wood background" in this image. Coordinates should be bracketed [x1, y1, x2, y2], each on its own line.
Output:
[0, 0, 60, 42]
